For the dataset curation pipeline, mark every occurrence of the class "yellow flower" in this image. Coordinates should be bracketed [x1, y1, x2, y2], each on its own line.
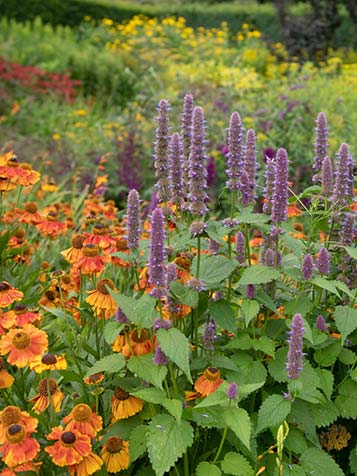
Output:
[52, 133, 61, 141]
[74, 109, 87, 116]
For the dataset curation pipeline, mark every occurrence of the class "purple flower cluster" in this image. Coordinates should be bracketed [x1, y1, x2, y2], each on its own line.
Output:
[153, 99, 171, 203]
[302, 253, 314, 281]
[126, 189, 141, 249]
[317, 247, 330, 275]
[286, 313, 305, 379]
[149, 208, 166, 297]
[243, 128, 257, 205]
[271, 148, 289, 223]
[226, 111, 243, 191]
[313, 112, 329, 174]
[263, 158, 275, 215]
[321, 156, 333, 197]
[332, 143, 354, 206]
[235, 231, 245, 264]
[202, 319, 217, 351]
[168, 132, 183, 206]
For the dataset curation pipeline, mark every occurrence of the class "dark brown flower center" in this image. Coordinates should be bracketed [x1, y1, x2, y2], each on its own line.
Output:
[6, 424, 25, 444]
[114, 387, 130, 401]
[61, 431, 76, 444]
[13, 303, 27, 313]
[41, 354, 57, 365]
[24, 202, 38, 213]
[39, 378, 58, 396]
[0, 406, 22, 426]
[116, 238, 128, 251]
[12, 332, 31, 350]
[105, 436, 124, 454]
[45, 290, 56, 301]
[0, 282, 10, 292]
[46, 212, 58, 222]
[72, 404, 92, 422]
[82, 244, 99, 257]
[96, 279, 114, 295]
[131, 329, 148, 344]
[204, 367, 220, 381]
[93, 224, 107, 235]
[71, 234, 85, 249]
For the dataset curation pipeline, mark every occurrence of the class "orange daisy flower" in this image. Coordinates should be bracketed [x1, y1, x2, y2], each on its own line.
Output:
[17, 163, 40, 187]
[287, 202, 303, 218]
[0, 324, 48, 368]
[112, 332, 126, 353]
[0, 282, 23, 309]
[111, 238, 130, 268]
[86, 279, 117, 320]
[28, 353, 67, 374]
[0, 177, 16, 192]
[18, 202, 42, 225]
[0, 406, 38, 443]
[30, 378, 64, 414]
[111, 386, 143, 423]
[83, 373, 104, 386]
[3, 304, 40, 327]
[84, 223, 116, 251]
[101, 437, 130, 473]
[75, 244, 109, 276]
[0, 310, 16, 335]
[63, 404, 103, 438]
[0, 461, 41, 476]
[36, 212, 67, 238]
[68, 452, 103, 476]
[45, 426, 92, 467]
[0, 357, 14, 389]
[121, 329, 152, 358]
[0, 424, 40, 468]
[0, 155, 31, 186]
[61, 234, 86, 264]
[194, 367, 223, 397]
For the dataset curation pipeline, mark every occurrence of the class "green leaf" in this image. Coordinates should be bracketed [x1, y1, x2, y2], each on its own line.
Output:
[334, 306, 357, 344]
[306, 398, 339, 427]
[301, 448, 344, 476]
[157, 328, 192, 382]
[209, 355, 238, 372]
[285, 428, 309, 455]
[191, 407, 225, 429]
[206, 222, 226, 246]
[311, 277, 341, 297]
[335, 379, 357, 419]
[85, 353, 125, 377]
[256, 394, 291, 433]
[129, 424, 147, 463]
[194, 255, 236, 287]
[146, 414, 194, 476]
[237, 209, 269, 225]
[128, 354, 167, 389]
[170, 281, 199, 308]
[334, 280, 355, 300]
[194, 385, 229, 409]
[281, 464, 307, 476]
[237, 383, 265, 402]
[239, 265, 280, 286]
[285, 297, 312, 317]
[132, 388, 165, 404]
[103, 321, 125, 345]
[253, 336, 275, 356]
[162, 398, 183, 423]
[241, 299, 260, 327]
[314, 341, 341, 367]
[196, 462, 222, 476]
[315, 368, 334, 399]
[338, 347, 356, 365]
[281, 234, 304, 258]
[223, 407, 251, 449]
[350, 444, 357, 475]
[268, 347, 288, 382]
[344, 246, 357, 260]
[209, 300, 236, 332]
[108, 290, 157, 328]
[221, 452, 254, 476]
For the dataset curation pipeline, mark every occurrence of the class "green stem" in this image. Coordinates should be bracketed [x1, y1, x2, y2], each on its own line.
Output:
[184, 453, 190, 476]
[213, 425, 228, 464]
[196, 236, 201, 278]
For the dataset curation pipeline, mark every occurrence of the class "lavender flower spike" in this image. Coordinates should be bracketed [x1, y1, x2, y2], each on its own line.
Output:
[302, 253, 314, 280]
[239, 169, 251, 207]
[226, 382, 238, 400]
[126, 189, 141, 249]
[321, 156, 333, 197]
[263, 158, 275, 215]
[236, 231, 245, 264]
[202, 319, 217, 351]
[149, 208, 166, 297]
[153, 347, 169, 366]
[188, 106, 209, 216]
[332, 143, 354, 206]
[169, 132, 183, 206]
[243, 128, 257, 204]
[226, 111, 243, 191]
[271, 148, 289, 223]
[181, 93, 194, 190]
[317, 247, 330, 275]
[313, 112, 329, 173]
[153, 99, 171, 203]
[339, 213, 356, 246]
[287, 313, 305, 379]
[315, 315, 326, 332]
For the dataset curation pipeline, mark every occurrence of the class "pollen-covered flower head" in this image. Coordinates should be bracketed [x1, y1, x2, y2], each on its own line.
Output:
[45, 426, 92, 467]
[63, 404, 103, 438]
[101, 436, 130, 473]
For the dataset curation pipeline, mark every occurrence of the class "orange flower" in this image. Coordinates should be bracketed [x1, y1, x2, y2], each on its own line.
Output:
[0, 357, 14, 389]
[45, 426, 92, 467]
[0, 406, 38, 443]
[0, 324, 48, 368]
[0, 282, 23, 309]
[75, 244, 109, 276]
[287, 202, 303, 217]
[18, 202, 42, 225]
[63, 404, 103, 438]
[17, 163, 40, 187]
[111, 237, 130, 267]
[84, 223, 116, 251]
[0, 461, 41, 476]
[112, 332, 126, 353]
[121, 329, 152, 358]
[86, 279, 117, 320]
[3, 304, 40, 327]
[194, 367, 223, 396]
[28, 353, 67, 373]
[84, 373, 104, 385]
[0, 177, 16, 192]
[111, 386, 143, 422]
[30, 378, 64, 414]
[68, 452, 103, 476]
[0, 155, 32, 186]
[61, 234, 86, 264]
[0, 310, 16, 335]
[36, 212, 67, 237]
[101, 437, 130, 473]
[0, 424, 40, 468]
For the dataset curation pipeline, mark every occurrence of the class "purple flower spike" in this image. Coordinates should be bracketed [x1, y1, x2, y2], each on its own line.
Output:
[169, 132, 183, 206]
[272, 148, 289, 223]
[149, 208, 166, 295]
[287, 313, 305, 379]
[153, 99, 171, 203]
[302, 253, 314, 280]
[226, 382, 238, 400]
[202, 319, 217, 351]
[226, 111, 244, 191]
[153, 347, 169, 366]
[188, 106, 209, 216]
[239, 169, 251, 207]
[315, 315, 327, 332]
[126, 189, 141, 249]
[236, 231, 245, 264]
[263, 158, 275, 215]
[209, 239, 220, 255]
[317, 247, 330, 275]
[153, 318, 172, 331]
[313, 112, 329, 174]
[243, 129, 257, 204]
[339, 213, 356, 246]
[332, 143, 354, 206]
[245, 284, 256, 299]
[181, 93, 194, 197]
[264, 248, 275, 267]
[321, 156, 334, 197]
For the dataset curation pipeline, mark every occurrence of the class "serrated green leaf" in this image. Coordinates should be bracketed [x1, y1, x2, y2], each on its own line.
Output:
[338, 347, 356, 365]
[146, 414, 194, 476]
[193, 255, 236, 286]
[157, 328, 192, 382]
[85, 353, 125, 377]
[223, 407, 251, 449]
[306, 398, 339, 427]
[334, 306, 357, 344]
[239, 265, 280, 286]
[311, 277, 341, 297]
[282, 463, 307, 476]
[196, 462, 222, 476]
[206, 222, 226, 246]
[237, 383, 265, 402]
[314, 341, 342, 367]
[108, 290, 157, 328]
[103, 321, 125, 345]
[315, 368, 334, 399]
[334, 280, 355, 299]
[344, 246, 357, 260]
[301, 448, 344, 476]
[335, 379, 357, 418]
[237, 209, 269, 225]
[221, 452, 254, 475]
[127, 354, 167, 389]
[194, 384, 228, 409]
[191, 407, 225, 429]
[132, 387, 165, 404]
[209, 300, 236, 332]
[253, 336, 275, 356]
[129, 424, 147, 463]
[285, 297, 312, 317]
[281, 233, 304, 258]
[288, 400, 318, 445]
[257, 394, 291, 433]
[268, 347, 288, 383]
[170, 281, 199, 308]
[162, 398, 182, 423]
[285, 428, 309, 455]
[209, 355, 238, 372]
[241, 299, 260, 327]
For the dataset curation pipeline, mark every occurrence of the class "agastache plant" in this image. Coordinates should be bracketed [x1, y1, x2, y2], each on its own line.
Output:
[271, 148, 289, 224]
[313, 112, 329, 176]
[332, 143, 354, 207]
[149, 207, 166, 298]
[287, 313, 305, 379]
[243, 128, 257, 204]
[168, 132, 183, 206]
[180, 93, 194, 204]
[317, 247, 330, 275]
[188, 106, 209, 216]
[153, 99, 171, 203]
[225, 111, 243, 191]
[263, 158, 275, 214]
[126, 189, 141, 250]
[321, 156, 334, 197]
